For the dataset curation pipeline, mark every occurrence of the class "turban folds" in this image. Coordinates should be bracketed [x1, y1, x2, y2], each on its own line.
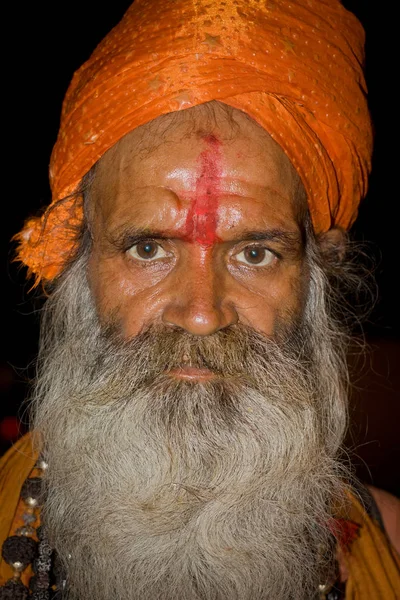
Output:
[17, 0, 372, 284]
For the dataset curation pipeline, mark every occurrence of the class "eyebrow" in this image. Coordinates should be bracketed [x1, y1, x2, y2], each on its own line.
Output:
[108, 225, 303, 253]
[232, 228, 301, 244]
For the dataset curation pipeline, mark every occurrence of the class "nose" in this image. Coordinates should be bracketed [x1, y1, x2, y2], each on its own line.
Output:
[162, 254, 238, 336]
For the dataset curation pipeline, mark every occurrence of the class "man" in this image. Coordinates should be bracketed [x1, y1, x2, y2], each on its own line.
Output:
[0, 0, 399, 598]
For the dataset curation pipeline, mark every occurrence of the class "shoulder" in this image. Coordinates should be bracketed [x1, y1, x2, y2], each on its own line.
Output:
[367, 485, 400, 554]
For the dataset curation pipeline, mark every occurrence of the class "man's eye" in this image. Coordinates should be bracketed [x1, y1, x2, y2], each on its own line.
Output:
[235, 245, 276, 267]
[127, 241, 167, 261]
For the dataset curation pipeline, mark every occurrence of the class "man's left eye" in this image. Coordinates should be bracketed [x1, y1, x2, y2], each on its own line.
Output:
[235, 245, 276, 267]
[127, 241, 167, 261]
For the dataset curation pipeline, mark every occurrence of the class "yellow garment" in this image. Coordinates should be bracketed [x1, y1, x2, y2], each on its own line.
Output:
[1, 433, 399, 596]
[0, 433, 38, 586]
[342, 493, 400, 599]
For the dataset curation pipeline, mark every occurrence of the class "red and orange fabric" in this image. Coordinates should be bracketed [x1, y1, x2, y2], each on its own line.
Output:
[16, 0, 373, 285]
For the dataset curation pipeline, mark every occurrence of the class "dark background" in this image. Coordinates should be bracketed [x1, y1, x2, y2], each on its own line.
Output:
[1, 2, 399, 494]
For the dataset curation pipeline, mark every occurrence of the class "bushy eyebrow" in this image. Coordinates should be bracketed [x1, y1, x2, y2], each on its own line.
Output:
[233, 228, 301, 244]
[107, 226, 181, 251]
[108, 225, 302, 254]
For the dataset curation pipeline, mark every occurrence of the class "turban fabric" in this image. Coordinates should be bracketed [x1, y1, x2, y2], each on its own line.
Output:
[16, 0, 373, 284]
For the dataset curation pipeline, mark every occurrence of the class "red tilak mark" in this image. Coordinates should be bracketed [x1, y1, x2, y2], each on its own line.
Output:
[184, 134, 222, 245]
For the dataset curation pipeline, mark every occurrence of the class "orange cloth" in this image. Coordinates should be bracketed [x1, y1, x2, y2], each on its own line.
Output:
[16, 0, 373, 285]
[342, 495, 400, 599]
[1, 434, 399, 596]
[0, 434, 38, 587]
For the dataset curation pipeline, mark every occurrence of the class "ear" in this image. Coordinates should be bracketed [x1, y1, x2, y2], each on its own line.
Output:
[316, 226, 347, 262]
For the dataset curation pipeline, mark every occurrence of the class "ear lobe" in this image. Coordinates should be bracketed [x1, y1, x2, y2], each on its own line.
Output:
[317, 226, 347, 262]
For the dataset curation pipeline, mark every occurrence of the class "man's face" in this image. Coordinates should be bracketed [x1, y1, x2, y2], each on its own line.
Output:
[88, 104, 307, 360]
[35, 105, 348, 600]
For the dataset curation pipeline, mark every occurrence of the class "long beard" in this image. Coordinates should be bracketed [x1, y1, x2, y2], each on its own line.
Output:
[31, 251, 350, 600]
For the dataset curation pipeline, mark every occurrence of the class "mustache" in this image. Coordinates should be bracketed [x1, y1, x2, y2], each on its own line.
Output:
[90, 320, 308, 387]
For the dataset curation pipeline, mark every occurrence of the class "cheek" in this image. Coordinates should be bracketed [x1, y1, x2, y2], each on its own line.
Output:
[87, 252, 167, 335]
[274, 268, 307, 325]
[230, 264, 305, 335]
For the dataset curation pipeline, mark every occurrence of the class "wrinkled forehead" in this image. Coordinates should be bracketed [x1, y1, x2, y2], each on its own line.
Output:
[88, 102, 307, 227]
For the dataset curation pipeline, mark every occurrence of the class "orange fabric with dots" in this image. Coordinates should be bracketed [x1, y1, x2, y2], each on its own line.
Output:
[15, 0, 373, 284]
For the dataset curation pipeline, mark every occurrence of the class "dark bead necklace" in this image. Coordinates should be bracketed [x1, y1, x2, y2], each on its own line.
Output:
[0, 458, 62, 599]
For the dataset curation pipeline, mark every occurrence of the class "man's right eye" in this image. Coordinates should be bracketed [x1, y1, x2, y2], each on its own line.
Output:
[127, 241, 168, 261]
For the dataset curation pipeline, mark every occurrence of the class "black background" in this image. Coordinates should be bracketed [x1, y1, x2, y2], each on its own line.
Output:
[1, 2, 399, 494]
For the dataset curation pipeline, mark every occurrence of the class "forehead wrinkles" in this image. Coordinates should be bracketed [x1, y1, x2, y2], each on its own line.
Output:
[89, 102, 307, 229]
[90, 104, 243, 219]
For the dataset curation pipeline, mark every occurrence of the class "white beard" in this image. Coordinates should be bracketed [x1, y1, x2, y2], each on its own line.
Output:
[31, 251, 350, 600]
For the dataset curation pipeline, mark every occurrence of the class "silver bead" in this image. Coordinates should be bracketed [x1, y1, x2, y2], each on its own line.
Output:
[25, 496, 39, 508]
[12, 561, 25, 572]
[22, 512, 36, 524]
[15, 525, 35, 537]
[318, 582, 334, 599]
[36, 459, 48, 471]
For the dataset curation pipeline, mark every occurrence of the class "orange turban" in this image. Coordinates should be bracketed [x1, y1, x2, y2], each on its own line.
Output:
[16, 0, 372, 284]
